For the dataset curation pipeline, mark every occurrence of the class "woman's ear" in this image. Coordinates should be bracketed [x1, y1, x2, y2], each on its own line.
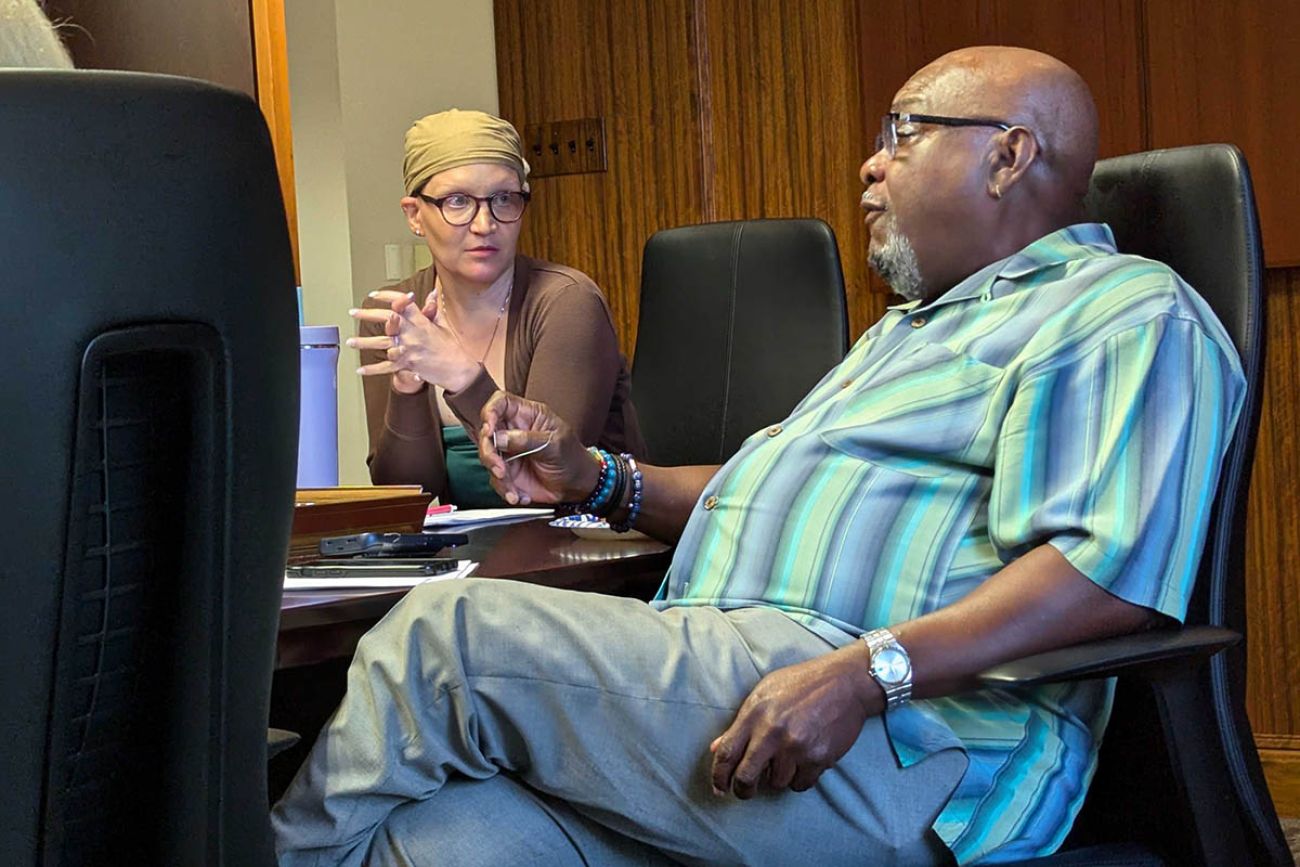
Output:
[400, 196, 423, 236]
[988, 126, 1040, 199]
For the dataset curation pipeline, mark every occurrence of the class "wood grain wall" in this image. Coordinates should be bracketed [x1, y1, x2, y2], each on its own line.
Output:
[496, 0, 1300, 814]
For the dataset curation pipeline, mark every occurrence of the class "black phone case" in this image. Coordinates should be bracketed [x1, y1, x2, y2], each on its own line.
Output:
[319, 532, 469, 557]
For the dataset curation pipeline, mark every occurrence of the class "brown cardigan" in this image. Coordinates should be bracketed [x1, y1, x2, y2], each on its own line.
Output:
[360, 255, 644, 496]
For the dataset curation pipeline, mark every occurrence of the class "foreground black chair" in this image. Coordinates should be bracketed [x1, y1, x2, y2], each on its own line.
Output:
[631, 218, 848, 466]
[0, 71, 298, 865]
[983, 145, 1290, 866]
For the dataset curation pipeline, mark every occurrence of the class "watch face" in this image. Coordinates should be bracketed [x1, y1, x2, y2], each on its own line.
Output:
[871, 647, 910, 685]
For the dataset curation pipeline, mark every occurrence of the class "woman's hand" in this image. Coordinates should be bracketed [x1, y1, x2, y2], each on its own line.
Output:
[477, 391, 601, 506]
[348, 290, 478, 393]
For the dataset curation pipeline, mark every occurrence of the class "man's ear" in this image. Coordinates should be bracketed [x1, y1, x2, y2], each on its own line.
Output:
[988, 127, 1040, 199]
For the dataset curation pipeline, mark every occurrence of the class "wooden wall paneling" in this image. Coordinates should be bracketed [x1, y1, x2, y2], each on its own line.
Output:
[495, 0, 706, 358]
[1246, 268, 1300, 743]
[1257, 735, 1300, 817]
[855, 1, 1146, 160]
[1144, 0, 1300, 267]
[700, 0, 883, 336]
[1259, 747, 1300, 817]
[250, 0, 301, 284]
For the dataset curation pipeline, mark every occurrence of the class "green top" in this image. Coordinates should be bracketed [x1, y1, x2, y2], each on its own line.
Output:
[441, 425, 504, 508]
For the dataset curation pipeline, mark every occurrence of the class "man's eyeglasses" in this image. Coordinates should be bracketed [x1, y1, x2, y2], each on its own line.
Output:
[416, 190, 531, 226]
[875, 112, 1012, 159]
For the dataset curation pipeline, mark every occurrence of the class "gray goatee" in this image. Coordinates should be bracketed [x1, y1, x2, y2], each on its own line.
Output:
[868, 212, 925, 301]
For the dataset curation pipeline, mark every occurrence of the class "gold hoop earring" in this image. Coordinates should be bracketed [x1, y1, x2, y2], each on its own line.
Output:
[993, 184, 1003, 200]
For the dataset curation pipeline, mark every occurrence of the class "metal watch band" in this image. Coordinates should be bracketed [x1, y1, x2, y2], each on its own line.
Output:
[861, 627, 913, 709]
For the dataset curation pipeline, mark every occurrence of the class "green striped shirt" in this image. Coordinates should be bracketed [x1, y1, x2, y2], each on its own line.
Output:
[653, 224, 1245, 863]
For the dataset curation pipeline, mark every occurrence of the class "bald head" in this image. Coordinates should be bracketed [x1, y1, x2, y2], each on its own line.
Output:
[904, 46, 1099, 218]
[860, 47, 1101, 299]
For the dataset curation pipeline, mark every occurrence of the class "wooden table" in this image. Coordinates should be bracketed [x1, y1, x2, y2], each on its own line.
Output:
[276, 519, 673, 670]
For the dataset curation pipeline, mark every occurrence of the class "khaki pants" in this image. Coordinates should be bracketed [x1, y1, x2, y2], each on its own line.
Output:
[272, 579, 964, 866]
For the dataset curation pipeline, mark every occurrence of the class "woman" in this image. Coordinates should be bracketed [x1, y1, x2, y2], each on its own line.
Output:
[350, 109, 643, 506]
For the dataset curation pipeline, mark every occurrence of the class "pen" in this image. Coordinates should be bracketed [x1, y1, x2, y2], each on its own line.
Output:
[426, 503, 458, 516]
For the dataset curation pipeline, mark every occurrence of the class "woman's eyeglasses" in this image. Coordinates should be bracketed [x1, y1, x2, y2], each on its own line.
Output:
[416, 190, 531, 225]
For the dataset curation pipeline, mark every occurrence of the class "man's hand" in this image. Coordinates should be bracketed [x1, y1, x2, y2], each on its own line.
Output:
[477, 390, 600, 505]
[710, 642, 884, 799]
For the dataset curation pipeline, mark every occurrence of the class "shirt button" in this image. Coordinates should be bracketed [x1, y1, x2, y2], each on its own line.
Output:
[910, 317, 927, 329]
[841, 379, 853, 388]
[703, 495, 719, 510]
[766, 424, 783, 437]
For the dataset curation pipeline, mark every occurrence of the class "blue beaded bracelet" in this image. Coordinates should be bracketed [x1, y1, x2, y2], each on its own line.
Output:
[609, 454, 643, 533]
[581, 448, 613, 514]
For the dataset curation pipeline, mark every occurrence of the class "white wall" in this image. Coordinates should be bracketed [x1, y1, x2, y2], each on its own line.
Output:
[284, 0, 499, 484]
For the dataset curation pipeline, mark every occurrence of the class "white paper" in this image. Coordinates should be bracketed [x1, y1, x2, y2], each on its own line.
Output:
[423, 507, 553, 529]
[284, 559, 477, 591]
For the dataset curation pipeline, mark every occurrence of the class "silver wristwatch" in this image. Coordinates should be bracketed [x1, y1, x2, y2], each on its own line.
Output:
[861, 628, 913, 710]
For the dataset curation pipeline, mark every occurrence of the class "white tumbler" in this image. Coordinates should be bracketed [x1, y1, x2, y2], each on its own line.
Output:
[297, 324, 340, 487]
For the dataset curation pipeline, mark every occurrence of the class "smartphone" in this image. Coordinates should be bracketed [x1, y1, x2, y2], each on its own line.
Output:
[287, 558, 460, 578]
[319, 532, 469, 558]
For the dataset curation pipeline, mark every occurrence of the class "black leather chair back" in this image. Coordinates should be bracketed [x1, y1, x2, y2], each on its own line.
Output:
[0, 71, 298, 866]
[630, 219, 848, 466]
[1057, 144, 1287, 865]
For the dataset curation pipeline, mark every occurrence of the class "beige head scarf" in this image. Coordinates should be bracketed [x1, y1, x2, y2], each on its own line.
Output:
[403, 109, 531, 196]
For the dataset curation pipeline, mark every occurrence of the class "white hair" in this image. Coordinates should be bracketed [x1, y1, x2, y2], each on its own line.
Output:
[867, 212, 925, 301]
[0, 0, 73, 68]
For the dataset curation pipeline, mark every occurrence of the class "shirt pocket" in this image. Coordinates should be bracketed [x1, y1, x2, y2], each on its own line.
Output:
[818, 341, 1005, 477]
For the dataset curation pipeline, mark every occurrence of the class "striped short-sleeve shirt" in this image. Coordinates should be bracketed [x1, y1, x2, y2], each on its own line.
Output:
[653, 224, 1245, 863]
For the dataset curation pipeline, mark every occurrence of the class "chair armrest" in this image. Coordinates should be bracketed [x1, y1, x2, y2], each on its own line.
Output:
[975, 626, 1240, 688]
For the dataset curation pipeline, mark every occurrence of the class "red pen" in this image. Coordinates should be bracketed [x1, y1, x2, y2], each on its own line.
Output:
[426, 503, 458, 516]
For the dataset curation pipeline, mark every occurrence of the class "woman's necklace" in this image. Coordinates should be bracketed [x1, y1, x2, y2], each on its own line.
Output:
[439, 283, 511, 364]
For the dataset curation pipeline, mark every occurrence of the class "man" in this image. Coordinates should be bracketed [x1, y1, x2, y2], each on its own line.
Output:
[274, 46, 1244, 866]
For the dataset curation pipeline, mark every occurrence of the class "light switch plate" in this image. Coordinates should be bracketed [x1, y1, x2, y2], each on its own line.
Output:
[523, 117, 607, 178]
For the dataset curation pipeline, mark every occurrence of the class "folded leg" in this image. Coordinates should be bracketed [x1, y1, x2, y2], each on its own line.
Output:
[272, 579, 963, 867]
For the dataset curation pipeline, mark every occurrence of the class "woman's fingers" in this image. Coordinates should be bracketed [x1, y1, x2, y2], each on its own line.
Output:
[350, 307, 398, 325]
[345, 335, 396, 351]
[356, 360, 401, 376]
[368, 289, 414, 306]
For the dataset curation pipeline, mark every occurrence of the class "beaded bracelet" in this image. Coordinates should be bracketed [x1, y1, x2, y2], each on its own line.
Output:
[579, 448, 617, 515]
[609, 454, 643, 533]
[599, 452, 629, 519]
[557, 448, 605, 517]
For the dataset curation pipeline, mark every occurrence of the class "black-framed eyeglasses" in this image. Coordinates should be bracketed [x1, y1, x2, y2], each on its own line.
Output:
[875, 112, 1012, 158]
[415, 190, 531, 226]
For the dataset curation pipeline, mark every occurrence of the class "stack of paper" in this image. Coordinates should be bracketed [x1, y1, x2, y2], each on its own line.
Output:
[423, 507, 553, 530]
[283, 560, 478, 591]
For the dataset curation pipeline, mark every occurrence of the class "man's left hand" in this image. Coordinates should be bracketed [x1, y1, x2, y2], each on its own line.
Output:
[709, 642, 884, 799]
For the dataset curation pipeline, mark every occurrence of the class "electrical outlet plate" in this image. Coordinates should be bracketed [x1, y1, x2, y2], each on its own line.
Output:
[523, 117, 607, 178]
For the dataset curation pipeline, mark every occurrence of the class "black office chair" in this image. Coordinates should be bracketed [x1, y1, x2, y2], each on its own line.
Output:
[980, 145, 1291, 866]
[630, 219, 849, 466]
[0, 71, 298, 865]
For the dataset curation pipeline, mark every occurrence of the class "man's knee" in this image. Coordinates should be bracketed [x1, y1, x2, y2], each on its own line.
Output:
[349, 578, 567, 698]
[364, 777, 586, 867]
